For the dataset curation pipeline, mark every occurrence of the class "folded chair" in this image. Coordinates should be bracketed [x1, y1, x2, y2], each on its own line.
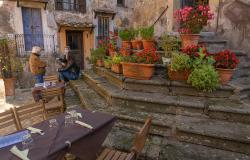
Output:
[0, 109, 20, 136]
[41, 88, 64, 117]
[12, 102, 47, 129]
[96, 117, 152, 160]
[44, 75, 59, 83]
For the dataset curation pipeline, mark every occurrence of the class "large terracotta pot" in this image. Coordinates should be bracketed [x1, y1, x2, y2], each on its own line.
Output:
[216, 68, 235, 85]
[180, 34, 200, 48]
[167, 66, 190, 81]
[131, 40, 143, 50]
[121, 41, 132, 49]
[111, 64, 123, 74]
[96, 59, 104, 67]
[142, 40, 155, 50]
[4, 78, 15, 96]
[121, 62, 155, 80]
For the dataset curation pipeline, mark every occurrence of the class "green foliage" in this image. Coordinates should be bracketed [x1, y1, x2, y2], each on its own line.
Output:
[170, 52, 191, 72]
[90, 47, 106, 64]
[130, 28, 140, 40]
[112, 54, 123, 64]
[118, 28, 134, 41]
[190, 48, 215, 69]
[104, 56, 112, 68]
[121, 55, 138, 63]
[140, 26, 154, 40]
[159, 34, 180, 58]
[188, 64, 219, 92]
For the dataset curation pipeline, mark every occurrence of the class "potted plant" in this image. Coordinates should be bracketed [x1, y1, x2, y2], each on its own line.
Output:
[118, 28, 133, 49]
[167, 51, 191, 81]
[174, 5, 214, 48]
[159, 34, 180, 65]
[131, 28, 142, 50]
[121, 49, 160, 80]
[108, 31, 118, 57]
[104, 56, 112, 69]
[111, 54, 123, 74]
[214, 50, 239, 84]
[140, 26, 155, 50]
[90, 47, 106, 67]
[0, 38, 23, 96]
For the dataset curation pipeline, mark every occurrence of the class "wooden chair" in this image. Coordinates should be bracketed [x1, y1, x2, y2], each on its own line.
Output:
[41, 88, 64, 116]
[96, 117, 152, 160]
[44, 75, 59, 83]
[0, 109, 20, 136]
[12, 102, 47, 129]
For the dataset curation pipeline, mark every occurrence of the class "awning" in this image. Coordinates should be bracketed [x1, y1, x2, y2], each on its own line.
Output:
[94, 8, 116, 19]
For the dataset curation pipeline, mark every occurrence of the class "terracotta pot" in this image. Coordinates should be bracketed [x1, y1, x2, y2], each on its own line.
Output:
[142, 40, 155, 50]
[131, 40, 143, 50]
[111, 64, 123, 74]
[108, 48, 115, 57]
[121, 62, 155, 80]
[180, 34, 200, 48]
[167, 66, 190, 81]
[4, 78, 15, 96]
[216, 68, 235, 84]
[96, 59, 104, 67]
[121, 41, 132, 49]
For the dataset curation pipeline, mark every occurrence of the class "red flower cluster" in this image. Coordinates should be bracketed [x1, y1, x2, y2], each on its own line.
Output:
[135, 49, 161, 64]
[181, 45, 208, 58]
[214, 50, 239, 69]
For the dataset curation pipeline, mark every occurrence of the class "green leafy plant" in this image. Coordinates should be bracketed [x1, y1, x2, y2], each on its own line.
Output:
[122, 49, 160, 64]
[189, 48, 214, 69]
[112, 54, 123, 64]
[118, 28, 134, 41]
[159, 34, 180, 58]
[90, 47, 106, 64]
[140, 26, 154, 40]
[131, 28, 140, 40]
[188, 64, 219, 92]
[170, 52, 191, 72]
[104, 56, 112, 68]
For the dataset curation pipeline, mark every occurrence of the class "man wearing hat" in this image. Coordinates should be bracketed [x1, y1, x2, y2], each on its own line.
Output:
[29, 46, 46, 83]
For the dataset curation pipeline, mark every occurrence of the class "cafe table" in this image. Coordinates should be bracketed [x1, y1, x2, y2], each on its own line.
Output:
[0, 107, 116, 160]
[32, 82, 65, 102]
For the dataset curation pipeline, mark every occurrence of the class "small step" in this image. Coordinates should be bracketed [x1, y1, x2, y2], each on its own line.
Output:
[70, 79, 250, 155]
[84, 70, 250, 124]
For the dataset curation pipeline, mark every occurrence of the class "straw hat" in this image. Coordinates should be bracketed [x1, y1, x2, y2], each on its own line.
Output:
[31, 46, 42, 55]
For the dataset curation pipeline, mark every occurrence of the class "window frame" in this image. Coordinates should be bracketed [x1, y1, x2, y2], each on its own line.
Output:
[117, 0, 125, 7]
[55, 0, 86, 13]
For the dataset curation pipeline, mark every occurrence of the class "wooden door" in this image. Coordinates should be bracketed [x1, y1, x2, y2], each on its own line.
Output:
[66, 31, 83, 69]
[22, 7, 44, 51]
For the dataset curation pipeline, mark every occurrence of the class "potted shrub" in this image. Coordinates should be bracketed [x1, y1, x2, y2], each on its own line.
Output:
[174, 5, 214, 48]
[118, 28, 133, 49]
[111, 54, 123, 74]
[131, 28, 143, 50]
[214, 50, 239, 84]
[140, 26, 155, 50]
[0, 38, 23, 96]
[90, 47, 106, 67]
[104, 57, 112, 69]
[167, 51, 191, 81]
[159, 34, 180, 65]
[188, 64, 219, 92]
[121, 49, 160, 80]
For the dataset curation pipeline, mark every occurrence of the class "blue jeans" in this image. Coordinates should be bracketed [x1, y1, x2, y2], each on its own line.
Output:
[34, 74, 44, 83]
[59, 71, 79, 82]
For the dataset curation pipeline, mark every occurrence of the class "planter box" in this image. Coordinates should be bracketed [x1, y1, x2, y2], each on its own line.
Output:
[111, 64, 123, 74]
[121, 62, 155, 80]
[167, 66, 190, 81]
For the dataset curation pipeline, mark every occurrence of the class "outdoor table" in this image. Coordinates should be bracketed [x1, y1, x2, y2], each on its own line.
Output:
[32, 82, 65, 102]
[0, 107, 116, 160]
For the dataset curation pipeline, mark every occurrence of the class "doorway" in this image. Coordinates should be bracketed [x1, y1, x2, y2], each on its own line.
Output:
[66, 31, 84, 69]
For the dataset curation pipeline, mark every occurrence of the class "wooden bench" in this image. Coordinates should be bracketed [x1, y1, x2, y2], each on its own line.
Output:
[96, 117, 152, 160]
[12, 102, 47, 129]
[44, 75, 59, 83]
[41, 88, 64, 117]
[0, 109, 19, 136]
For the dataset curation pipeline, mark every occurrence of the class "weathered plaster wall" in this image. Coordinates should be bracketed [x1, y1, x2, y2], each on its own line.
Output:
[209, 0, 250, 55]
[0, 1, 15, 33]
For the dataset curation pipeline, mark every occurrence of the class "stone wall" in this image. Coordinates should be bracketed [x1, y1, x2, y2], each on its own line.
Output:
[209, 0, 250, 55]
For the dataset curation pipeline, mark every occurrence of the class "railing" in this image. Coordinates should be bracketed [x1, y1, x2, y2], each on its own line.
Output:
[15, 34, 56, 57]
[55, 0, 86, 13]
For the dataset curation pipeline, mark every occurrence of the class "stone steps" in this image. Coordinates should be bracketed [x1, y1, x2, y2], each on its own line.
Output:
[94, 66, 248, 100]
[69, 79, 250, 157]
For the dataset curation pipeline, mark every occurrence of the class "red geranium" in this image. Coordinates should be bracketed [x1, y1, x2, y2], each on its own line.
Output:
[135, 49, 161, 64]
[214, 50, 239, 69]
[181, 45, 209, 58]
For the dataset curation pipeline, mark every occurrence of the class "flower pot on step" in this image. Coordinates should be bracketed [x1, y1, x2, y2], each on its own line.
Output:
[167, 66, 190, 81]
[180, 34, 200, 48]
[4, 78, 15, 96]
[216, 68, 235, 85]
[121, 62, 155, 80]
[142, 40, 155, 50]
[96, 59, 104, 67]
[111, 64, 123, 74]
[131, 40, 143, 50]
